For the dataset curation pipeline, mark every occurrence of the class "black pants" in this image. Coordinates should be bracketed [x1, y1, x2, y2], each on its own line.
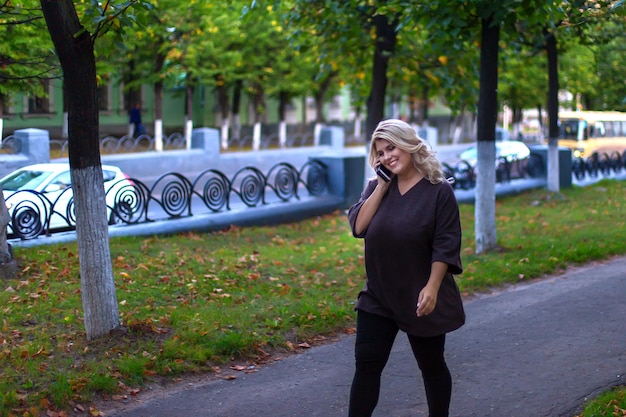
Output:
[348, 310, 452, 417]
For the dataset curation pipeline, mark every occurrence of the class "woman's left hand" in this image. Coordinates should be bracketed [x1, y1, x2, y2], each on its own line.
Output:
[416, 262, 447, 317]
[416, 286, 438, 317]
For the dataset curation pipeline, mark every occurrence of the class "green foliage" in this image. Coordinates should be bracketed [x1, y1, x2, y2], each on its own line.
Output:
[0, 0, 57, 96]
[499, 49, 548, 112]
[2, 0, 625, 118]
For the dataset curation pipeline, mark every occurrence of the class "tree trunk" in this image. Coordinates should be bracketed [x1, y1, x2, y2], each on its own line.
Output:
[365, 14, 397, 139]
[0, 96, 12, 268]
[536, 103, 544, 142]
[40, 0, 120, 341]
[0, 93, 4, 142]
[154, 80, 164, 151]
[314, 72, 335, 125]
[0, 186, 11, 262]
[421, 84, 430, 125]
[252, 85, 264, 150]
[278, 91, 288, 148]
[61, 86, 69, 138]
[154, 53, 165, 152]
[231, 79, 243, 139]
[545, 30, 560, 193]
[185, 83, 194, 149]
[216, 76, 230, 149]
[475, 16, 500, 254]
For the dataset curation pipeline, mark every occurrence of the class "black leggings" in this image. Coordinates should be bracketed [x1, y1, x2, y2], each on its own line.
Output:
[348, 310, 452, 417]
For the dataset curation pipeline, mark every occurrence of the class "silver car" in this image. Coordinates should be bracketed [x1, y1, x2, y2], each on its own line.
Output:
[1, 163, 135, 239]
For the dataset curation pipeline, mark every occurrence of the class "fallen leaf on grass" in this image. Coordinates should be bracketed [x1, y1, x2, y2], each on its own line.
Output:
[89, 407, 104, 416]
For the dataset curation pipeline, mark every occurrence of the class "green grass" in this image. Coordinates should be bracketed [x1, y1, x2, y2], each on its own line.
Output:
[1, 179, 626, 415]
[574, 385, 626, 417]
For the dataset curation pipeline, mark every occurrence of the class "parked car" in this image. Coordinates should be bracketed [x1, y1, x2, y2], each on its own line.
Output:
[452, 141, 543, 188]
[1, 163, 134, 239]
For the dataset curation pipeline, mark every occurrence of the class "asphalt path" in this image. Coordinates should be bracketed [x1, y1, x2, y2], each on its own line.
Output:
[101, 256, 626, 417]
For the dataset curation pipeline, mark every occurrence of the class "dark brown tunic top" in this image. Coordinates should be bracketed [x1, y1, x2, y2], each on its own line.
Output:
[348, 177, 465, 337]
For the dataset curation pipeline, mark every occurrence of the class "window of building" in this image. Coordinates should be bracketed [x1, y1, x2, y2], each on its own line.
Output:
[27, 80, 52, 114]
[97, 83, 110, 111]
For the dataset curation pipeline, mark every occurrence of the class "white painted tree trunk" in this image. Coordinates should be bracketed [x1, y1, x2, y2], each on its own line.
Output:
[547, 138, 560, 192]
[475, 141, 497, 254]
[185, 119, 193, 150]
[252, 122, 261, 151]
[391, 101, 399, 119]
[279, 121, 287, 148]
[221, 118, 229, 150]
[232, 114, 241, 139]
[72, 166, 119, 341]
[452, 126, 462, 144]
[0, 117, 4, 143]
[313, 123, 323, 146]
[62, 112, 69, 138]
[155, 119, 163, 152]
[0, 186, 11, 264]
[512, 122, 522, 140]
[354, 115, 362, 141]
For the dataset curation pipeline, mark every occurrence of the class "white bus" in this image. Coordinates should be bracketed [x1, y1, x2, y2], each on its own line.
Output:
[558, 110, 626, 159]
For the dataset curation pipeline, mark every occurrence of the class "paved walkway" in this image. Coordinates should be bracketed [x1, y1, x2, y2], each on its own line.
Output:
[100, 256, 626, 417]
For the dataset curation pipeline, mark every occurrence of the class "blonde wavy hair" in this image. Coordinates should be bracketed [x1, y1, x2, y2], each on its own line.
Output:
[368, 119, 448, 184]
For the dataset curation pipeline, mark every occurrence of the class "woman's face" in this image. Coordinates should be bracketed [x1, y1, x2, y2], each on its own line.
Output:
[375, 139, 413, 176]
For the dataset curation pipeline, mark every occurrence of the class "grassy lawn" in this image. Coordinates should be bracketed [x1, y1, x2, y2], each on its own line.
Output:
[1, 179, 626, 416]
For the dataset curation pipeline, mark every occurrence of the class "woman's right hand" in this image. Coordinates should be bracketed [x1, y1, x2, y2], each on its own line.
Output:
[353, 164, 390, 235]
[375, 162, 392, 190]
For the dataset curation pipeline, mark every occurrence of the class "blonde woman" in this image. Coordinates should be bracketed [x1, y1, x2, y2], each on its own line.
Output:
[348, 119, 465, 417]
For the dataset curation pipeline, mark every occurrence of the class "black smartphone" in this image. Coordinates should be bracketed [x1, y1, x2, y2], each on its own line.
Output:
[375, 164, 392, 182]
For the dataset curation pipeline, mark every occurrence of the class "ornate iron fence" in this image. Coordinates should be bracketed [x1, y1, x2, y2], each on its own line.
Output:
[5, 160, 328, 240]
[0, 135, 20, 154]
[571, 150, 626, 181]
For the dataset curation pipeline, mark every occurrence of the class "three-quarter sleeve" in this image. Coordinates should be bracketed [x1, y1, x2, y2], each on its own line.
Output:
[347, 179, 377, 238]
[432, 182, 463, 275]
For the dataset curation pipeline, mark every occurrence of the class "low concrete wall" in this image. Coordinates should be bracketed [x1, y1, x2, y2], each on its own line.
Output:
[528, 145, 572, 189]
[0, 128, 51, 178]
[9, 127, 368, 246]
[98, 128, 368, 209]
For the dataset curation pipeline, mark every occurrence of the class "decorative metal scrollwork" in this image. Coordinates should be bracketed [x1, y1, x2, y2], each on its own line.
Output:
[192, 170, 231, 212]
[5, 159, 330, 241]
[300, 160, 327, 196]
[266, 163, 299, 201]
[231, 166, 265, 207]
[107, 179, 150, 224]
[150, 173, 193, 217]
[6, 191, 49, 239]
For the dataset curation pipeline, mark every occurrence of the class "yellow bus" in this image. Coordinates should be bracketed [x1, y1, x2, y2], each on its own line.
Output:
[558, 110, 626, 159]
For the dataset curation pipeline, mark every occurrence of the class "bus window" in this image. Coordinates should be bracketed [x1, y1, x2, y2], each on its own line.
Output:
[590, 122, 605, 138]
[559, 120, 579, 139]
